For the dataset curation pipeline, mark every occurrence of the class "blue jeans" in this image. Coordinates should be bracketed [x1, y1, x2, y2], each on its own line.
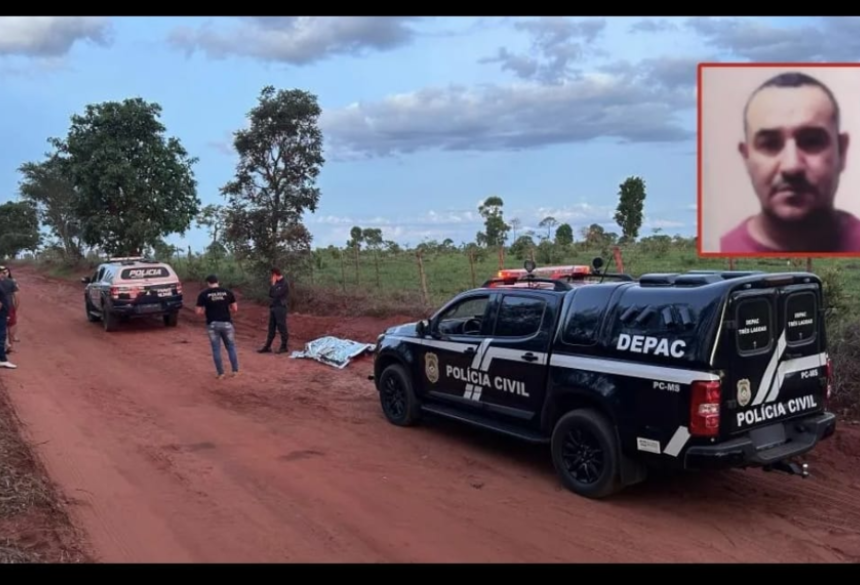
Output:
[207, 321, 238, 375]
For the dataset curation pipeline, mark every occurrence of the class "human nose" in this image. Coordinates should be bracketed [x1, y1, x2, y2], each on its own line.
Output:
[778, 139, 804, 174]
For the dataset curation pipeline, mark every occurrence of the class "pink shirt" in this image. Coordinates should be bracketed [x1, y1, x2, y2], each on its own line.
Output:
[720, 210, 860, 253]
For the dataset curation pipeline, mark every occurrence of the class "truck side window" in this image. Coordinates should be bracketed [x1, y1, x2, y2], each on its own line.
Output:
[436, 295, 489, 336]
[736, 297, 773, 354]
[493, 295, 546, 338]
[561, 287, 611, 346]
[785, 292, 816, 345]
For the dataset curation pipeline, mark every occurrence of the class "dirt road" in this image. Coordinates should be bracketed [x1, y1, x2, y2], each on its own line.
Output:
[1, 265, 860, 563]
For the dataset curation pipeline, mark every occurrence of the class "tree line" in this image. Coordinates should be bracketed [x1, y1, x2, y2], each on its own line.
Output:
[1, 85, 325, 283]
[2, 81, 656, 280]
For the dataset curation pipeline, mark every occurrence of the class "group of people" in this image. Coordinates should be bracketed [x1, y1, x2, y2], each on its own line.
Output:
[195, 267, 290, 379]
[0, 265, 20, 369]
[0, 263, 285, 378]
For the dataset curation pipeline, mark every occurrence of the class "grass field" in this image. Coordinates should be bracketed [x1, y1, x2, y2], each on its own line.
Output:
[162, 241, 860, 318]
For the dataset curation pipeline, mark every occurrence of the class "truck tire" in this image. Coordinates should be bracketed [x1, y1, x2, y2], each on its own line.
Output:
[85, 298, 99, 322]
[378, 363, 421, 427]
[551, 408, 624, 499]
[103, 310, 118, 332]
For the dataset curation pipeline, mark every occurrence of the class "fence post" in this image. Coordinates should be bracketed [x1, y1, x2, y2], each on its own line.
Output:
[468, 250, 476, 288]
[416, 250, 430, 307]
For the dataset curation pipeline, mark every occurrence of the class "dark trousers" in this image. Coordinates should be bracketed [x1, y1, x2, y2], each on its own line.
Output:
[265, 306, 288, 349]
[0, 316, 7, 362]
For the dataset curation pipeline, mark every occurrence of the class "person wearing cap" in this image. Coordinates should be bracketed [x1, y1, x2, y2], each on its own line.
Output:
[0, 274, 15, 369]
[195, 274, 239, 379]
[258, 267, 289, 354]
[0, 266, 18, 356]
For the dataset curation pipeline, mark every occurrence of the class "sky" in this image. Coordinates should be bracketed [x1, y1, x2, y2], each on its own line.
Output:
[2, 15, 857, 252]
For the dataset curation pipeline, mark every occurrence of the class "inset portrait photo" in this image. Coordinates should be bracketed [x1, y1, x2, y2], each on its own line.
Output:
[698, 63, 860, 256]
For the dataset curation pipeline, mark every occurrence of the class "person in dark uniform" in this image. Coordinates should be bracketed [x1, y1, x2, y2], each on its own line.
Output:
[258, 267, 289, 354]
[0, 280, 16, 369]
[195, 274, 240, 379]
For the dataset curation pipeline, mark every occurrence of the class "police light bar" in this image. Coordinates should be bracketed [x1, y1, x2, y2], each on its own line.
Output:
[497, 264, 591, 279]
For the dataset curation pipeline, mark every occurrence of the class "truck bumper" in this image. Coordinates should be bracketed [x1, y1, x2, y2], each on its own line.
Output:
[683, 411, 837, 470]
[111, 299, 183, 317]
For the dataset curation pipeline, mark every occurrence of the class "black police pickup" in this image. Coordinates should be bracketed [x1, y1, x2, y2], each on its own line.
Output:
[81, 257, 184, 332]
[371, 258, 837, 498]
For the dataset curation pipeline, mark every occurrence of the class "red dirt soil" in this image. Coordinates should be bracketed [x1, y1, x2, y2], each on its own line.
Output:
[1, 264, 860, 563]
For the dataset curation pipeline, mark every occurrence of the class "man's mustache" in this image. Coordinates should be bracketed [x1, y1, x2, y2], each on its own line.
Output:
[771, 175, 818, 195]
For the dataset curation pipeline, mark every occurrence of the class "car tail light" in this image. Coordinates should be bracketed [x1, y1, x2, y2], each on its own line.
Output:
[690, 380, 721, 437]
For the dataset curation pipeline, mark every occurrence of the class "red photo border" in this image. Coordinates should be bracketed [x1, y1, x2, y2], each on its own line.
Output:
[696, 61, 860, 258]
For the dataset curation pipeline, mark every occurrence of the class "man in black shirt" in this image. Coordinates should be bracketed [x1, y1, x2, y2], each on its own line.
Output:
[258, 267, 289, 354]
[195, 274, 239, 379]
[0, 283, 15, 369]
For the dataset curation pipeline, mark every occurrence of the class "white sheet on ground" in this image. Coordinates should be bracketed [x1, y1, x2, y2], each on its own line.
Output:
[289, 336, 376, 369]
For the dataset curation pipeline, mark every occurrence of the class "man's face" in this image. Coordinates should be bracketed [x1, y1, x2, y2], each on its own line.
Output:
[739, 84, 849, 222]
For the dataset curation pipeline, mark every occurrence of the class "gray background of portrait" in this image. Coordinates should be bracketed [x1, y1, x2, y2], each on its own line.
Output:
[699, 65, 860, 253]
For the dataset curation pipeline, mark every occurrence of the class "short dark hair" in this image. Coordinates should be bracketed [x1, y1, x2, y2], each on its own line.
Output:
[744, 71, 841, 134]
[205, 274, 218, 284]
[271, 267, 282, 276]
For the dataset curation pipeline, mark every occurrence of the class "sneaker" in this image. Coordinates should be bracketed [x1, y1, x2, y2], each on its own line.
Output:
[231, 371, 239, 377]
[0, 361, 17, 369]
[215, 373, 225, 380]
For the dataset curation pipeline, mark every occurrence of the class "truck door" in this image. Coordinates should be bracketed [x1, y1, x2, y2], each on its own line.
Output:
[722, 282, 827, 437]
[421, 292, 494, 409]
[477, 290, 557, 421]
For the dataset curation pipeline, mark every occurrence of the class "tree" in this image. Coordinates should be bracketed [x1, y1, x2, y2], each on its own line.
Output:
[50, 97, 200, 256]
[555, 223, 574, 246]
[476, 196, 510, 247]
[614, 176, 647, 242]
[17, 154, 84, 261]
[539, 216, 558, 240]
[196, 204, 229, 257]
[222, 85, 324, 276]
[0, 200, 42, 259]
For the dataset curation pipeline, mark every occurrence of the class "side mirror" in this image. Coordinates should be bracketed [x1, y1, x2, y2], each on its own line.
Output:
[415, 319, 427, 336]
[81, 276, 91, 284]
[591, 256, 604, 272]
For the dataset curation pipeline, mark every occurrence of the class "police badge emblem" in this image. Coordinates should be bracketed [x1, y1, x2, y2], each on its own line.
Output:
[425, 352, 439, 384]
[737, 378, 752, 407]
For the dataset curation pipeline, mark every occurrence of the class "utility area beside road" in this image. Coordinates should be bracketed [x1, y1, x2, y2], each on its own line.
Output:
[1, 264, 859, 563]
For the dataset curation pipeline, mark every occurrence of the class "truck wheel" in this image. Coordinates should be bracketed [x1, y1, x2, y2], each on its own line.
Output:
[378, 363, 421, 426]
[85, 298, 99, 322]
[103, 310, 118, 332]
[164, 312, 178, 327]
[551, 408, 623, 499]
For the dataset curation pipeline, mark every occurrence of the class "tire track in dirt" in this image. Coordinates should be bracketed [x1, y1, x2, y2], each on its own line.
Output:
[1, 265, 859, 562]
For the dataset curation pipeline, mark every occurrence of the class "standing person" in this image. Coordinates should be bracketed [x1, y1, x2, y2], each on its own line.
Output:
[195, 274, 239, 379]
[0, 278, 15, 369]
[0, 266, 18, 355]
[258, 267, 289, 354]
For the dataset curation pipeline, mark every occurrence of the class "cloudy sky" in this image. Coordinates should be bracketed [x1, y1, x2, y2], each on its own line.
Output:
[1, 16, 855, 250]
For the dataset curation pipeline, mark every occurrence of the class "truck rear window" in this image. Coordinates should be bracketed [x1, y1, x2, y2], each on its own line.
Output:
[120, 266, 171, 280]
[736, 297, 772, 354]
[785, 292, 816, 344]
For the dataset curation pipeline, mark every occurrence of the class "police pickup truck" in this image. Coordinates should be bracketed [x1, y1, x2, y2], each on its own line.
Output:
[81, 257, 184, 332]
[371, 258, 837, 498]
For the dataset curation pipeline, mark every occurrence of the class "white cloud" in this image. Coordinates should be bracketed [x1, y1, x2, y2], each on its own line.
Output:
[0, 17, 112, 57]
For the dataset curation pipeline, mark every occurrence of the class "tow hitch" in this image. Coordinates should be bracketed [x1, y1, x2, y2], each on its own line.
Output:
[764, 460, 810, 478]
